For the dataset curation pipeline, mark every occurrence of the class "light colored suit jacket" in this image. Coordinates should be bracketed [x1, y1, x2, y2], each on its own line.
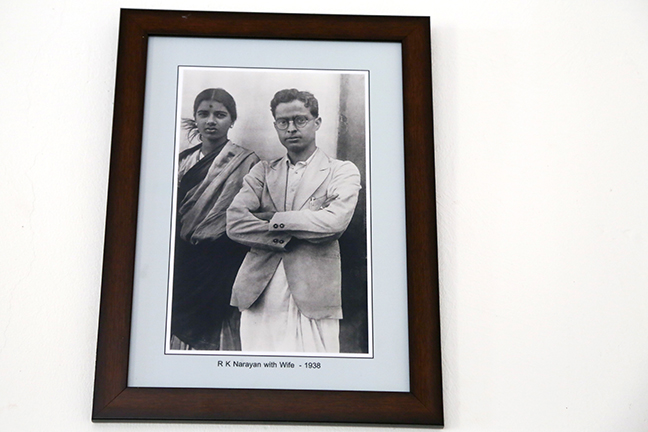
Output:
[226, 148, 361, 319]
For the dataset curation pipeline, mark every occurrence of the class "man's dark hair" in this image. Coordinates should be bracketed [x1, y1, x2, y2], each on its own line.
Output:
[270, 88, 319, 118]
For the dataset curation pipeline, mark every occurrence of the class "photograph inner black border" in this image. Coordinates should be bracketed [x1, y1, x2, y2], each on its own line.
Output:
[164, 66, 374, 358]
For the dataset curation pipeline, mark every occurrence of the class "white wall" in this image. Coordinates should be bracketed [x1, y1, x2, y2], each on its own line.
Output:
[1, 1, 648, 431]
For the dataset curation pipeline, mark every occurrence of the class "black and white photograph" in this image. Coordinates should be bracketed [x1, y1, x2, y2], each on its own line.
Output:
[165, 67, 372, 357]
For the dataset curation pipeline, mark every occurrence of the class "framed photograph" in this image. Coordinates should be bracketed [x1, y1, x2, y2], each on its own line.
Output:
[93, 9, 441, 425]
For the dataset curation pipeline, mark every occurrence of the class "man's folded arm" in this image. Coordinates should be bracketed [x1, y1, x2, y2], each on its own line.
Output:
[226, 164, 291, 251]
[268, 162, 361, 241]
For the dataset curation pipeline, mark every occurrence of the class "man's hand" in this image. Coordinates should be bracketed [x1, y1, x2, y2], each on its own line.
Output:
[320, 194, 339, 209]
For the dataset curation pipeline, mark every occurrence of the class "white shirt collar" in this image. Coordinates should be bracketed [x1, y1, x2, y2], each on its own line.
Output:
[286, 147, 319, 168]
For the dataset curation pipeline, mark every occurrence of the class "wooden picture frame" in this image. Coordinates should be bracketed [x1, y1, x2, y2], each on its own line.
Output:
[92, 8, 442, 426]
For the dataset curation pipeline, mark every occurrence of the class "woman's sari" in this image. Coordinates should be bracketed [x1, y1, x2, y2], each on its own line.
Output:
[171, 141, 259, 350]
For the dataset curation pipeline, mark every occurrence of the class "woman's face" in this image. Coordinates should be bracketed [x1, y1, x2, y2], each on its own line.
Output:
[195, 100, 233, 143]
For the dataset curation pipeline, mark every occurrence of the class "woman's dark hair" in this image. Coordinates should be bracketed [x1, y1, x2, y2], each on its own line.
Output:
[182, 88, 237, 142]
[192, 88, 237, 121]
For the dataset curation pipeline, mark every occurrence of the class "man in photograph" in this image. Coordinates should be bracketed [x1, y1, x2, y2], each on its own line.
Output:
[226, 88, 361, 353]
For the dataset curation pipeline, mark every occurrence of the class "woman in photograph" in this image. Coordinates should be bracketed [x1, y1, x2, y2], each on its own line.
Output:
[170, 88, 259, 351]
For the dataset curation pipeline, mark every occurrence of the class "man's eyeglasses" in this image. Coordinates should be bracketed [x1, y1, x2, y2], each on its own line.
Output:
[274, 116, 313, 130]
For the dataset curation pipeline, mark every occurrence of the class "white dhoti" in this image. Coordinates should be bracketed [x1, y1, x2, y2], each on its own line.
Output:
[240, 260, 340, 353]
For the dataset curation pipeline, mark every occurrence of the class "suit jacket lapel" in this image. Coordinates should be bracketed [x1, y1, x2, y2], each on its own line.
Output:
[266, 157, 287, 211]
[293, 149, 330, 210]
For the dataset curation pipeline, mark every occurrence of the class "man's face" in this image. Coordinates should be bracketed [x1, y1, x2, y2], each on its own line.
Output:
[274, 100, 321, 156]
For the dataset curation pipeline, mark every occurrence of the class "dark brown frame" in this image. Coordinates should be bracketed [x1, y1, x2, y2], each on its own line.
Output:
[92, 8, 441, 426]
